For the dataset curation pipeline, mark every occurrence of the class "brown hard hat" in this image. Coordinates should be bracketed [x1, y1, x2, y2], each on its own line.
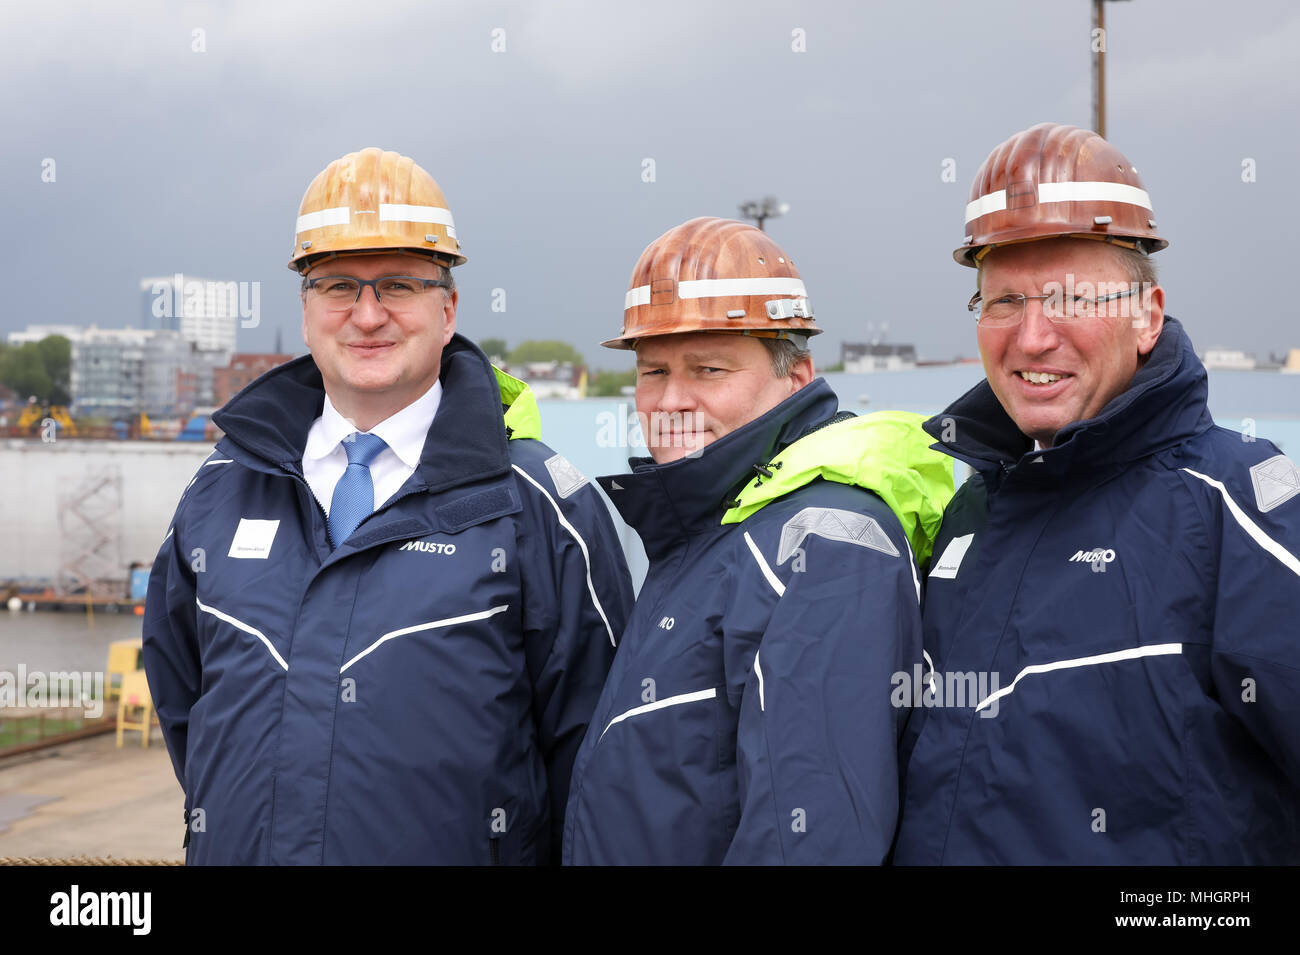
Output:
[289, 147, 465, 273]
[602, 217, 820, 350]
[955, 123, 1168, 267]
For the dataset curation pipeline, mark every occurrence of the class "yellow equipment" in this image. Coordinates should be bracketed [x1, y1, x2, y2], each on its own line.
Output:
[16, 404, 76, 436]
[106, 638, 142, 701]
[116, 669, 155, 749]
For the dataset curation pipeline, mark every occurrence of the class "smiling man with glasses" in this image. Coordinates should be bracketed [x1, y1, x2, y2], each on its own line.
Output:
[298, 262, 457, 433]
[966, 235, 1161, 452]
[142, 147, 633, 865]
[893, 123, 1300, 865]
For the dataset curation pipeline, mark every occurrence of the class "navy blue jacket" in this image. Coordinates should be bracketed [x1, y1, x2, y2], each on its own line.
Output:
[143, 335, 633, 864]
[895, 318, 1300, 864]
[564, 380, 952, 864]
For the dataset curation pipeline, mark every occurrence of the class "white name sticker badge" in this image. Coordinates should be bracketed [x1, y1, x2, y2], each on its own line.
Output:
[929, 533, 974, 580]
[229, 518, 281, 559]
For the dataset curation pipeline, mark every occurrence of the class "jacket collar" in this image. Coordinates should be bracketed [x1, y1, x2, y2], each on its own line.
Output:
[721, 409, 956, 567]
[212, 333, 514, 493]
[923, 315, 1215, 480]
[598, 378, 840, 556]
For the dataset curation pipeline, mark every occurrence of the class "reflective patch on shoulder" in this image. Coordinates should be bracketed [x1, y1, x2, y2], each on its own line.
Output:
[1250, 454, 1300, 513]
[544, 453, 589, 499]
[776, 506, 899, 565]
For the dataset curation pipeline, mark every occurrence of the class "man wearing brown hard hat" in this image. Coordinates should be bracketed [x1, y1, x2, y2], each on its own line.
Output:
[562, 217, 954, 864]
[143, 147, 633, 864]
[894, 123, 1300, 864]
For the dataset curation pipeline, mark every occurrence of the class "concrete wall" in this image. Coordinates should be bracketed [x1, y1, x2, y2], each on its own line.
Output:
[0, 439, 211, 582]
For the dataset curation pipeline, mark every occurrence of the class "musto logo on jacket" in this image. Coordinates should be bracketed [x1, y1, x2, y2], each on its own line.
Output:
[142, 337, 633, 865]
[396, 539, 457, 555]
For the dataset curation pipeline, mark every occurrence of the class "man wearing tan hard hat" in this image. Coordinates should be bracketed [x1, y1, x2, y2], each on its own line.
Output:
[143, 147, 633, 865]
[894, 123, 1300, 864]
[562, 217, 954, 864]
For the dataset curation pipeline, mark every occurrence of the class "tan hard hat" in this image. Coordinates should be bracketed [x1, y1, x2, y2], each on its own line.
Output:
[288, 147, 465, 273]
[955, 123, 1168, 267]
[602, 217, 820, 350]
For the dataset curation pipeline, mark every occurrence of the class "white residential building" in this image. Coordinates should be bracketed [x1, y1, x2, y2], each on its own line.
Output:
[7, 324, 85, 345]
[140, 274, 239, 356]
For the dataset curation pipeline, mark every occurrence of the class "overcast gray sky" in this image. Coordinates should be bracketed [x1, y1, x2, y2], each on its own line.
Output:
[4, 0, 1298, 369]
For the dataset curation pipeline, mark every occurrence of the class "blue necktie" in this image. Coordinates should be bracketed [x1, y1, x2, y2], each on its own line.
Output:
[329, 432, 388, 547]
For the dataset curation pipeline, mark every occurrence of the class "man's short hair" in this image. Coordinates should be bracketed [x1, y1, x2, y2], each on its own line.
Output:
[1111, 244, 1158, 288]
[427, 257, 456, 294]
[759, 335, 812, 378]
[404, 253, 457, 294]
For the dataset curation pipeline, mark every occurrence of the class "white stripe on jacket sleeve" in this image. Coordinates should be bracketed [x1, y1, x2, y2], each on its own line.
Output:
[743, 531, 785, 597]
[512, 464, 617, 647]
[1181, 467, 1300, 578]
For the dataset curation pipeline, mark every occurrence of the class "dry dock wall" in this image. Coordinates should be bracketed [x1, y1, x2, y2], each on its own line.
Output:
[0, 440, 213, 582]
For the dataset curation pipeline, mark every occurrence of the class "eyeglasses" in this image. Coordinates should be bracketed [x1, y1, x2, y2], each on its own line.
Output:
[968, 286, 1142, 327]
[302, 275, 451, 310]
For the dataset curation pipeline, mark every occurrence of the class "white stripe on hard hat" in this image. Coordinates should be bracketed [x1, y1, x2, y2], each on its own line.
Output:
[625, 286, 652, 309]
[1036, 181, 1152, 210]
[964, 190, 1008, 223]
[624, 277, 807, 309]
[965, 180, 1154, 225]
[296, 206, 351, 234]
[379, 203, 456, 230]
[680, 278, 806, 299]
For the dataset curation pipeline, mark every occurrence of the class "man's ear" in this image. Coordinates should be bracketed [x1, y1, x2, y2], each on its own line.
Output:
[299, 269, 312, 348]
[1135, 284, 1165, 356]
[442, 288, 458, 344]
[789, 352, 815, 391]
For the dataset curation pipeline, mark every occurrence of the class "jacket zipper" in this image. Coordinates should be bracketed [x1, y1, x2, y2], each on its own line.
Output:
[275, 461, 336, 545]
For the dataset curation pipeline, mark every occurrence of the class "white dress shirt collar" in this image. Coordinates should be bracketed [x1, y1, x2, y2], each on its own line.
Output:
[304, 381, 442, 468]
